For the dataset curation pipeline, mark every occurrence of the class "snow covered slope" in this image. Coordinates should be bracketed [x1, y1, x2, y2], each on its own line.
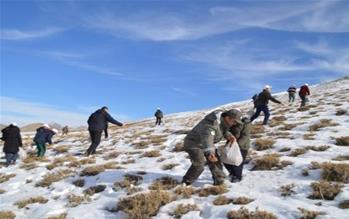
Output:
[1, 77, 349, 219]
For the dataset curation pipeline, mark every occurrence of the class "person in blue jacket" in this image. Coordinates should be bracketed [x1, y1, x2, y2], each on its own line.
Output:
[33, 124, 57, 157]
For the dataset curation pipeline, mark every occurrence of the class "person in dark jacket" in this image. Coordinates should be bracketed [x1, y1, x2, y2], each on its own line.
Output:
[182, 110, 239, 186]
[222, 109, 251, 183]
[33, 124, 57, 157]
[154, 108, 163, 126]
[1, 123, 22, 166]
[287, 85, 297, 103]
[62, 126, 69, 136]
[86, 106, 123, 156]
[299, 83, 310, 107]
[250, 85, 282, 125]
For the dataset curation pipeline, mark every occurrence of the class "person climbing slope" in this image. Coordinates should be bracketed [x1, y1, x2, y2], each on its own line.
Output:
[33, 124, 57, 157]
[250, 85, 282, 125]
[86, 106, 124, 156]
[1, 123, 23, 166]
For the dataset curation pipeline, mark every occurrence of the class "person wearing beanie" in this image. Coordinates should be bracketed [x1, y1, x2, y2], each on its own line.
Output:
[33, 124, 56, 157]
[154, 108, 164, 126]
[1, 123, 22, 166]
[250, 85, 282, 125]
[223, 109, 251, 182]
[299, 83, 311, 107]
[182, 110, 239, 186]
[86, 106, 124, 156]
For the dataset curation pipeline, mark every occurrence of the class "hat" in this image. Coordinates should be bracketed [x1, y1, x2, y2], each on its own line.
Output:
[52, 129, 58, 134]
[157, 107, 161, 110]
[43, 124, 50, 128]
[305, 83, 309, 86]
[101, 106, 109, 111]
[264, 85, 271, 90]
[222, 109, 243, 124]
[11, 122, 17, 126]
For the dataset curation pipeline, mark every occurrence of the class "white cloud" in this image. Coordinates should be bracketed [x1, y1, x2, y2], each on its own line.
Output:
[84, 1, 348, 41]
[0, 96, 88, 126]
[171, 87, 197, 97]
[0, 27, 64, 40]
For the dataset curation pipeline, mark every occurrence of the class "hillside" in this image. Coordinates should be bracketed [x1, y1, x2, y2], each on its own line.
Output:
[1, 77, 349, 219]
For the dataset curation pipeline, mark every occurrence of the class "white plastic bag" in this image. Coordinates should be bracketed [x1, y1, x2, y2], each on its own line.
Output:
[217, 141, 243, 166]
[18, 147, 27, 160]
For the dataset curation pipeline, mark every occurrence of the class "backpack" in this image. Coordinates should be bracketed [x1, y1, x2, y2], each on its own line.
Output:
[252, 94, 258, 105]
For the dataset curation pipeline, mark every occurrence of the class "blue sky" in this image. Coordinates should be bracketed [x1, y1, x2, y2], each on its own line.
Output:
[1, 0, 348, 126]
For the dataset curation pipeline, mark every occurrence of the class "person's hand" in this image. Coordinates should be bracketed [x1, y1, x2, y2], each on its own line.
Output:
[226, 135, 236, 143]
[207, 153, 218, 163]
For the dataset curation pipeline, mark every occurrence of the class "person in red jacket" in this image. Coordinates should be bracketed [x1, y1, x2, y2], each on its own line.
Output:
[299, 83, 310, 107]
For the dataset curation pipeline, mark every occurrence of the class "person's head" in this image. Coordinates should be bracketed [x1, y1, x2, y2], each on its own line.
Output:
[221, 108, 242, 127]
[43, 124, 50, 129]
[101, 106, 109, 112]
[264, 85, 271, 91]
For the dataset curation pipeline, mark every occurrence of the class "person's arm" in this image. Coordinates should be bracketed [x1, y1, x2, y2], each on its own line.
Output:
[18, 131, 23, 147]
[307, 87, 310, 95]
[268, 93, 282, 104]
[46, 132, 53, 145]
[104, 125, 108, 138]
[105, 113, 123, 126]
[200, 124, 216, 154]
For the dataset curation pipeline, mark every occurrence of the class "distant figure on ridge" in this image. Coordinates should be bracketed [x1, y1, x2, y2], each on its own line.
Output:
[86, 106, 123, 156]
[154, 108, 163, 126]
[299, 83, 310, 107]
[1, 123, 22, 166]
[250, 85, 282, 125]
[33, 124, 57, 157]
[287, 85, 297, 103]
[62, 125, 69, 136]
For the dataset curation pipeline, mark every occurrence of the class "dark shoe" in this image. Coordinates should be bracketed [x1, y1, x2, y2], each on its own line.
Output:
[231, 178, 241, 183]
[213, 179, 224, 186]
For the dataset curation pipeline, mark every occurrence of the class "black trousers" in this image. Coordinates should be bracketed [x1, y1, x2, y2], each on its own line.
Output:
[223, 149, 248, 180]
[155, 117, 162, 125]
[86, 130, 102, 155]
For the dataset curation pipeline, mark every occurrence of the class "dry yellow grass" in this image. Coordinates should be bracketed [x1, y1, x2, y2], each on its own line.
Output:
[14, 196, 48, 208]
[171, 204, 199, 218]
[227, 207, 277, 219]
[298, 208, 325, 219]
[117, 190, 173, 219]
[0, 211, 16, 219]
[335, 136, 349, 146]
[279, 184, 296, 197]
[213, 195, 233, 205]
[0, 173, 16, 183]
[53, 145, 69, 153]
[232, 197, 254, 205]
[83, 185, 106, 196]
[67, 194, 91, 207]
[141, 150, 161, 158]
[149, 176, 179, 190]
[197, 185, 228, 197]
[289, 148, 308, 157]
[47, 213, 67, 219]
[338, 200, 349, 209]
[161, 163, 179, 170]
[320, 162, 349, 183]
[174, 185, 195, 199]
[308, 119, 338, 131]
[308, 181, 343, 200]
[252, 154, 281, 170]
[254, 139, 276, 151]
[36, 169, 74, 187]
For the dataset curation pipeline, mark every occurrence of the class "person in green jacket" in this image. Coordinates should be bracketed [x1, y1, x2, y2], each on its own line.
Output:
[182, 110, 240, 186]
[223, 109, 251, 182]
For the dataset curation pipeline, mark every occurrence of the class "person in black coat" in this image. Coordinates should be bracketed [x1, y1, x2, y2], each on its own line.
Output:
[86, 106, 123, 156]
[33, 125, 57, 157]
[154, 108, 163, 126]
[250, 85, 282, 125]
[1, 123, 22, 166]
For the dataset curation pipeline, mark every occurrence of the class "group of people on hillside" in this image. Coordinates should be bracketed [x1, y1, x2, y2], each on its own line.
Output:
[1, 83, 310, 186]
